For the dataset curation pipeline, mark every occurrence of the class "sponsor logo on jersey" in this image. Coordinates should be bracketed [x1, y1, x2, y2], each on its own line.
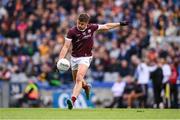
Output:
[82, 34, 91, 39]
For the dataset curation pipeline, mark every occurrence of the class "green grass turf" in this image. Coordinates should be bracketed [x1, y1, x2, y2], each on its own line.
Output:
[0, 108, 180, 120]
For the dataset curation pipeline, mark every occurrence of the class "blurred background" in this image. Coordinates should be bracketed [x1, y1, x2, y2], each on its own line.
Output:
[0, 0, 179, 109]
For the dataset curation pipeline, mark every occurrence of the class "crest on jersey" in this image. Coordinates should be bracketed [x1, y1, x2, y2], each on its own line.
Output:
[88, 29, 91, 33]
[83, 32, 86, 35]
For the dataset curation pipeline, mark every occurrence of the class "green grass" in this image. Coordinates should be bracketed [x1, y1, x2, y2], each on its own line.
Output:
[0, 108, 180, 120]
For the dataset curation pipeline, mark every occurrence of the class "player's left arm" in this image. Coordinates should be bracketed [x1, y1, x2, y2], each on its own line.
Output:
[97, 21, 129, 31]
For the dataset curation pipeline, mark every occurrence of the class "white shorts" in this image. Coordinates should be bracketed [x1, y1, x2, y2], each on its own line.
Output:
[70, 56, 93, 70]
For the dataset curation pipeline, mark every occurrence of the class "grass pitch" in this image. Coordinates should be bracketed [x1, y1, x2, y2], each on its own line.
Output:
[0, 108, 180, 120]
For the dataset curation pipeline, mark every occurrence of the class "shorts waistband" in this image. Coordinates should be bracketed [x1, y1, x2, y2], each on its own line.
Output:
[71, 54, 92, 58]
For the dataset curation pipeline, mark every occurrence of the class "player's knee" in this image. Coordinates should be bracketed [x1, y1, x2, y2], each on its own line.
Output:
[76, 78, 83, 83]
[76, 74, 83, 83]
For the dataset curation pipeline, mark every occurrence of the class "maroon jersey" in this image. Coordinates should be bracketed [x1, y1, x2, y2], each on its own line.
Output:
[66, 24, 99, 57]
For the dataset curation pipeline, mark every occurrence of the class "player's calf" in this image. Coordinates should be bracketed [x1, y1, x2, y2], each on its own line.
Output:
[83, 83, 91, 100]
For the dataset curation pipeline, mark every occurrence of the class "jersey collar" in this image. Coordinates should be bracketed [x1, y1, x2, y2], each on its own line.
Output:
[76, 25, 87, 32]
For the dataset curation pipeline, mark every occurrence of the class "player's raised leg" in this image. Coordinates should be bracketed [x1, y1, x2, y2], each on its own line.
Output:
[83, 83, 91, 100]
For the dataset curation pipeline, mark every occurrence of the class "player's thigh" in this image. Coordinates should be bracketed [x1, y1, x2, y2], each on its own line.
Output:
[76, 64, 89, 81]
[76, 56, 92, 80]
[72, 69, 87, 86]
[70, 56, 79, 71]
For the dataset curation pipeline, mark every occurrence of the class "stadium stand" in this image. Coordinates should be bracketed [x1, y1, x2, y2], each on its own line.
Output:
[0, 0, 179, 108]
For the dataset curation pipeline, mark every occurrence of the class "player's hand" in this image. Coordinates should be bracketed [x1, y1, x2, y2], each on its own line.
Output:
[120, 21, 129, 26]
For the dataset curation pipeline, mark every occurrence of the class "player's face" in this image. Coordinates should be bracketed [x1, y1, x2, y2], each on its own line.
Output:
[77, 20, 88, 31]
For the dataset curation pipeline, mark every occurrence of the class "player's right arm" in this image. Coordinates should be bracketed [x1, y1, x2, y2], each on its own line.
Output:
[58, 39, 71, 59]
[59, 29, 73, 59]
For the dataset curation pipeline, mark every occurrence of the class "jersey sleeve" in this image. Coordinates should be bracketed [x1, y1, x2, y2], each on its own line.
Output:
[65, 29, 74, 41]
[91, 24, 99, 32]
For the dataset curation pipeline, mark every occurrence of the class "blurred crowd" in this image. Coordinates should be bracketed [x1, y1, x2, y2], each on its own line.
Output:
[0, 0, 179, 108]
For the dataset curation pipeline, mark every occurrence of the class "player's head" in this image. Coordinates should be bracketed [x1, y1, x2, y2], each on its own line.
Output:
[77, 13, 90, 31]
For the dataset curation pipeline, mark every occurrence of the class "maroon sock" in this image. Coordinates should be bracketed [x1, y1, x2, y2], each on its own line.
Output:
[83, 84, 88, 90]
[71, 96, 76, 104]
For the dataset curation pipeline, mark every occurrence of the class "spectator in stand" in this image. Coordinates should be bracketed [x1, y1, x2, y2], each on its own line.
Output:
[160, 58, 172, 108]
[108, 75, 126, 108]
[0, 0, 179, 108]
[0, 65, 11, 81]
[150, 59, 164, 108]
[131, 55, 150, 108]
[123, 75, 143, 108]
[119, 59, 133, 77]
[169, 62, 178, 108]
[18, 80, 40, 107]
